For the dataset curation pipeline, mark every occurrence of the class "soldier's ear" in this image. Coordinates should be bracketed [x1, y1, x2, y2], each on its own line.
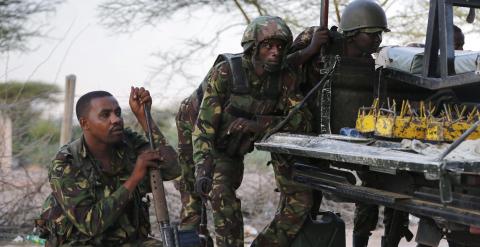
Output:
[79, 117, 89, 130]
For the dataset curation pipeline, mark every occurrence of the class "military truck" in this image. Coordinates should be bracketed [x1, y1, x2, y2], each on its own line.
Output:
[256, 0, 480, 246]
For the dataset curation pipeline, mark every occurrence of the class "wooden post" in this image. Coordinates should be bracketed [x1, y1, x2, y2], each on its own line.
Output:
[60, 75, 76, 146]
[0, 112, 12, 174]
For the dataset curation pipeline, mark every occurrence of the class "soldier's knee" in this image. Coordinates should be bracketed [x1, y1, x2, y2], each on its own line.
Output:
[210, 183, 240, 212]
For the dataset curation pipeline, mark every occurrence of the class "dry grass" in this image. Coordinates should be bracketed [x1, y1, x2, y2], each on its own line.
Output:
[0, 151, 359, 246]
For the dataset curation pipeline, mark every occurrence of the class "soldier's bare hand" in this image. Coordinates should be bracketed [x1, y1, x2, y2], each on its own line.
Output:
[309, 28, 329, 53]
[124, 149, 162, 192]
[227, 118, 262, 135]
[129, 86, 152, 120]
[132, 150, 163, 181]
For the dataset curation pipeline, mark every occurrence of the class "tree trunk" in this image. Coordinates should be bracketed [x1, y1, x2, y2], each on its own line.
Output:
[0, 112, 12, 174]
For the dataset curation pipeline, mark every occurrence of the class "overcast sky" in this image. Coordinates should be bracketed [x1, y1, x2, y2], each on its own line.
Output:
[1, 0, 479, 114]
[1, 0, 242, 111]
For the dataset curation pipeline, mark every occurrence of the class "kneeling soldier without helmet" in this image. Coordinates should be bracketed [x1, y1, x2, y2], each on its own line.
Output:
[190, 16, 311, 247]
[38, 88, 180, 246]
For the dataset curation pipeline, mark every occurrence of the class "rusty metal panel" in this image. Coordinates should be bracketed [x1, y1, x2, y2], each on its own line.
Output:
[255, 133, 480, 178]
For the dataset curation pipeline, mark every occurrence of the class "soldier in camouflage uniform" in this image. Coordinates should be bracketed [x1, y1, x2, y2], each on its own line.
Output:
[175, 76, 209, 231]
[286, 1, 405, 247]
[251, 152, 315, 247]
[192, 16, 311, 247]
[38, 88, 180, 246]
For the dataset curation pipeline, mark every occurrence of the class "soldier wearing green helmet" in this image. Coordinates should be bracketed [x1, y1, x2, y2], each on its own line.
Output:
[341, 3, 411, 247]
[173, 15, 311, 247]
[275, 1, 405, 247]
[252, 2, 388, 246]
[340, 0, 390, 33]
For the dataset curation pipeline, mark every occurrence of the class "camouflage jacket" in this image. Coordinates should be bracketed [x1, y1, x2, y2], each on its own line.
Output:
[41, 128, 179, 246]
[192, 55, 311, 167]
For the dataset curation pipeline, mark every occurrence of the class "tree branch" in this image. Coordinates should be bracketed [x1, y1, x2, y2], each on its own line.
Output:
[333, 0, 342, 24]
[233, 0, 251, 23]
[246, 0, 267, 16]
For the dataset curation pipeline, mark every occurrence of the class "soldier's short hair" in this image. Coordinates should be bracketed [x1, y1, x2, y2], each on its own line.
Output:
[76, 91, 113, 121]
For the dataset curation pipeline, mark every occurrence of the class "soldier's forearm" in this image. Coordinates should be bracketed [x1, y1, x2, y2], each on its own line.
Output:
[287, 46, 319, 68]
[124, 175, 143, 193]
[138, 114, 168, 146]
[51, 183, 131, 237]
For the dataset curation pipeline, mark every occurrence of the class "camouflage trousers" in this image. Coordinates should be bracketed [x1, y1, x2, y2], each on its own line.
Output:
[175, 97, 203, 231]
[252, 154, 313, 247]
[353, 172, 409, 247]
[206, 151, 245, 247]
[176, 97, 244, 247]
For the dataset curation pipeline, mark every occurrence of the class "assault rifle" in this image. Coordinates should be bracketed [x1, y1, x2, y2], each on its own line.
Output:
[144, 106, 200, 247]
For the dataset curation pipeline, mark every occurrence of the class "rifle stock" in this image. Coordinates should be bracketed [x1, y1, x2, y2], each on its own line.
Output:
[144, 106, 201, 247]
[144, 106, 176, 246]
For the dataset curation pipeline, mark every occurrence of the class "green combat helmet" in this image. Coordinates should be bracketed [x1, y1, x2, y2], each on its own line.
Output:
[340, 0, 390, 36]
[240, 16, 293, 71]
[241, 15, 293, 54]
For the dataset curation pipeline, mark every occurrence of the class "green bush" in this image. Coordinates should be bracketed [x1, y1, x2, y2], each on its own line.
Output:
[28, 119, 60, 143]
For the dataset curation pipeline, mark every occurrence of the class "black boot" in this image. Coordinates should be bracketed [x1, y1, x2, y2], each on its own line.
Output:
[353, 235, 370, 247]
[382, 235, 403, 247]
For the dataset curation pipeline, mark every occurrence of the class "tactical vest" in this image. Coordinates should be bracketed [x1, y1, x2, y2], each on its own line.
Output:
[303, 28, 378, 134]
[192, 53, 286, 155]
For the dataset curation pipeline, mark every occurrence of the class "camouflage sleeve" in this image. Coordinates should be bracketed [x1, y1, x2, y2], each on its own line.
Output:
[290, 26, 317, 53]
[126, 128, 180, 182]
[286, 26, 317, 68]
[48, 150, 130, 237]
[147, 127, 181, 181]
[278, 72, 312, 133]
[192, 62, 230, 170]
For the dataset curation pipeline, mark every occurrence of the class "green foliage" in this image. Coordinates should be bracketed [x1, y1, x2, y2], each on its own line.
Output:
[0, 81, 60, 104]
[0, 0, 64, 52]
[1, 81, 61, 167]
[122, 107, 179, 146]
[28, 119, 60, 143]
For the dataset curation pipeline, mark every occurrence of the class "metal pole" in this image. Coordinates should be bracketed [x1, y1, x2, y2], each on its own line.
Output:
[60, 75, 76, 146]
[320, 0, 329, 29]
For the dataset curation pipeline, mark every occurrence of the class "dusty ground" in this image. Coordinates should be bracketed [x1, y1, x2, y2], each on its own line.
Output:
[1, 228, 451, 247]
[0, 163, 455, 247]
[345, 226, 449, 247]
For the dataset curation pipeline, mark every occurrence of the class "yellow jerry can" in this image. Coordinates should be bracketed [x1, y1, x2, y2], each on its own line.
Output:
[444, 121, 470, 141]
[356, 107, 377, 133]
[375, 109, 395, 138]
[426, 118, 444, 142]
[394, 117, 427, 140]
